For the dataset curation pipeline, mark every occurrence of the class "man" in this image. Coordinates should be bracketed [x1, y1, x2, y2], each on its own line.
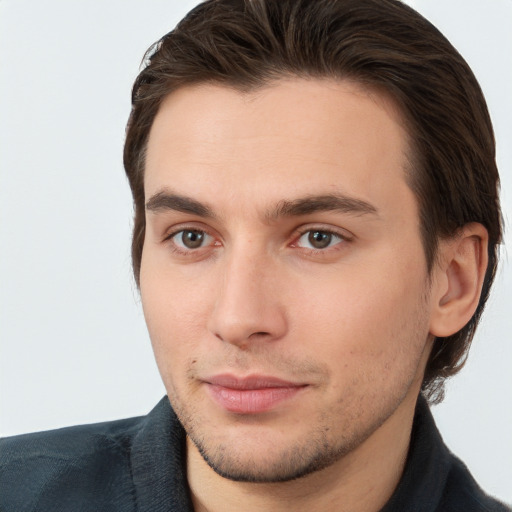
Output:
[1, 0, 509, 510]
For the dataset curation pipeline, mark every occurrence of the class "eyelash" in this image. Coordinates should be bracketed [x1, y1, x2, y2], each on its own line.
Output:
[292, 227, 351, 253]
[162, 226, 352, 257]
[163, 227, 217, 256]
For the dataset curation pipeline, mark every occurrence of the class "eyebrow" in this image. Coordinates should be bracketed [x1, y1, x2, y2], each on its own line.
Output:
[145, 190, 379, 220]
[267, 194, 379, 221]
[145, 191, 215, 218]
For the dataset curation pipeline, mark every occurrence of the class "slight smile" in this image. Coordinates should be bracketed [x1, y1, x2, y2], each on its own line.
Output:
[204, 374, 309, 414]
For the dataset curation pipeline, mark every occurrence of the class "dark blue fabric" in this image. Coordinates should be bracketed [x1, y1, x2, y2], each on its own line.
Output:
[0, 398, 193, 512]
[380, 398, 511, 512]
[1, 396, 509, 511]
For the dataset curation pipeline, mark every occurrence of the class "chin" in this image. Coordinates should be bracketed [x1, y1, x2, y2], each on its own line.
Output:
[191, 431, 349, 483]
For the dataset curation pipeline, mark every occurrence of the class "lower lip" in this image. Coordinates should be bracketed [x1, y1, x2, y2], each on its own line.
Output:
[206, 384, 305, 414]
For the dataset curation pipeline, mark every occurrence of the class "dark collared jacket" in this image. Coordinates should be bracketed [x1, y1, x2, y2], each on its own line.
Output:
[1, 396, 510, 511]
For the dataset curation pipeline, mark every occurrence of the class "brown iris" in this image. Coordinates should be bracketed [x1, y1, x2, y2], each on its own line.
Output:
[181, 230, 205, 249]
[308, 231, 332, 249]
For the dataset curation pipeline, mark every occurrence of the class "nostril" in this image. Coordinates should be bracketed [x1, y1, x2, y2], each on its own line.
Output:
[214, 330, 271, 345]
[249, 331, 271, 339]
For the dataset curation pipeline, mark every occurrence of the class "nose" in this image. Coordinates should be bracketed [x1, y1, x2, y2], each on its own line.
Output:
[207, 245, 288, 348]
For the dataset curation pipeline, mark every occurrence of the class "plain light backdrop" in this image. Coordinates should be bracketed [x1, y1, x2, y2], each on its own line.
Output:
[1, 0, 511, 505]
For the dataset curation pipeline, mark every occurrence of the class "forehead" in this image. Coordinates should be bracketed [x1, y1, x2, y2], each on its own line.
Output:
[144, 78, 414, 219]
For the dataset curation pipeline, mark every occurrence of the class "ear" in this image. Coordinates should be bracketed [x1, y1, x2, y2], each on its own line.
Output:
[429, 223, 489, 338]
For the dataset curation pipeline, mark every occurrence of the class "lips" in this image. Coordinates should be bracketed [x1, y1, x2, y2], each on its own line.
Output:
[204, 374, 307, 414]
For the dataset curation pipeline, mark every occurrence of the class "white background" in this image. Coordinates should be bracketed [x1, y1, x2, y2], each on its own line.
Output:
[1, 0, 511, 504]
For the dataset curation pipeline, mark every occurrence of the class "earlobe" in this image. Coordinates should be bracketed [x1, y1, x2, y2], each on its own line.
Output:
[429, 223, 489, 338]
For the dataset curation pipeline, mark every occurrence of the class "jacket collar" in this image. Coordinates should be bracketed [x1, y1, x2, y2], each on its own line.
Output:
[130, 396, 193, 512]
[380, 395, 450, 512]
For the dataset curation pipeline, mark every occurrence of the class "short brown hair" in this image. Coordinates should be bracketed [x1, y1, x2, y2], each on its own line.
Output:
[123, 0, 502, 402]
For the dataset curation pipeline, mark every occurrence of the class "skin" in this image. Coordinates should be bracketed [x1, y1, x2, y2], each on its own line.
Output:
[140, 79, 488, 512]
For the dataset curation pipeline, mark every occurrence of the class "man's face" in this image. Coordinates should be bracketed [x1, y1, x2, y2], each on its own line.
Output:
[140, 79, 436, 482]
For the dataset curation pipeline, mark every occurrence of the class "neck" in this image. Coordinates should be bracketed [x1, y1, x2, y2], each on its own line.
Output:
[187, 390, 420, 512]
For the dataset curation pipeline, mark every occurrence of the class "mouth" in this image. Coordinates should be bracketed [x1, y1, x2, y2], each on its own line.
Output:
[203, 374, 308, 414]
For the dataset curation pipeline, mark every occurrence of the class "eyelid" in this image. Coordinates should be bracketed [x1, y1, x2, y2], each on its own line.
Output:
[292, 224, 354, 243]
[162, 222, 217, 242]
[160, 222, 352, 255]
[171, 229, 213, 249]
[288, 225, 354, 257]
[162, 223, 222, 258]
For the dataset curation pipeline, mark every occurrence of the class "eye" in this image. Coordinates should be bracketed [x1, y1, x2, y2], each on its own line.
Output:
[295, 230, 345, 250]
[170, 229, 213, 250]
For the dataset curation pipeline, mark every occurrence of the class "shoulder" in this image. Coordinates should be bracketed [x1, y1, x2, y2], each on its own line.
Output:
[440, 453, 511, 512]
[382, 396, 511, 512]
[1, 414, 145, 459]
[0, 415, 145, 511]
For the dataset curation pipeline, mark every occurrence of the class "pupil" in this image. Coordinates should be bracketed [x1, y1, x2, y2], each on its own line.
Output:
[182, 230, 204, 249]
[308, 231, 331, 249]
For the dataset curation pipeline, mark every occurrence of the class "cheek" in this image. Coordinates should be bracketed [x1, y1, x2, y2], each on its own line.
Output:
[293, 252, 430, 371]
[140, 261, 212, 380]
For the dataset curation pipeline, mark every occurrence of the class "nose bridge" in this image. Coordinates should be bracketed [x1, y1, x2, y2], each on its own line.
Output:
[208, 239, 286, 346]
